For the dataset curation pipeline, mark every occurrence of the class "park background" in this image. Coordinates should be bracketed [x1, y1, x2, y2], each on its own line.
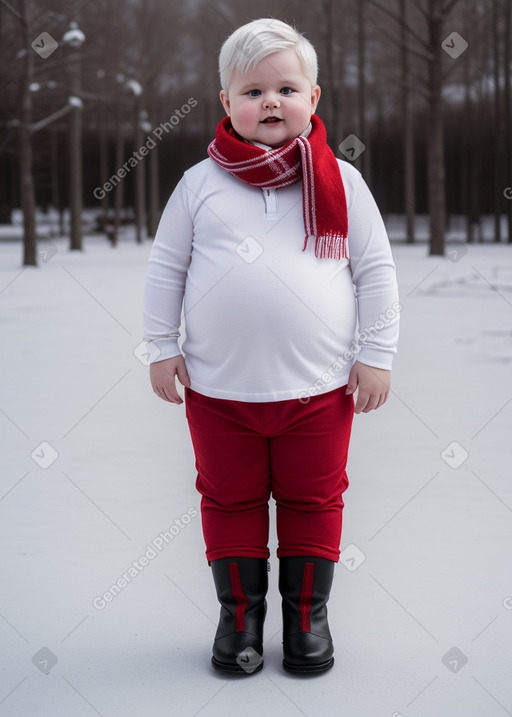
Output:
[1, 0, 511, 259]
[1, 1, 511, 716]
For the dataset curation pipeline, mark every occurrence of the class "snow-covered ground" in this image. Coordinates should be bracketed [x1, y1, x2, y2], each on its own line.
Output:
[1, 228, 511, 717]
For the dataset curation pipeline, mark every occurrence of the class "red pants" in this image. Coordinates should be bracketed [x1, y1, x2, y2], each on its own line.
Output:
[184, 386, 354, 563]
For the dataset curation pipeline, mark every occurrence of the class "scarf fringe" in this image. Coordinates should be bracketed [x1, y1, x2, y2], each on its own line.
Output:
[303, 233, 350, 260]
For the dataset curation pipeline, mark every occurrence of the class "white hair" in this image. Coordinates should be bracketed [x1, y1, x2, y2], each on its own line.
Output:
[219, 18, 318, 90]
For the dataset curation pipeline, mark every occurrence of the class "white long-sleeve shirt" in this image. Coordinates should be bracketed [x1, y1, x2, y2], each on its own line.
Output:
[142, 156, 400, 402]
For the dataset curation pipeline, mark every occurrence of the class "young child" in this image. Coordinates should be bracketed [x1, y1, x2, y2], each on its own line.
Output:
[143, 18, 399, 675]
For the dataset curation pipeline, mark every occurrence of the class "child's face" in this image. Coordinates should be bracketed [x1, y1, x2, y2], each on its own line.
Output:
[220, 48, 321, 148]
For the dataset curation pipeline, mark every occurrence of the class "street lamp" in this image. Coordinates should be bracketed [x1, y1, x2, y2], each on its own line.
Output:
[62, 23, 85, 48]
[62, 21, 85, 251]
[126, 79, 146, 243]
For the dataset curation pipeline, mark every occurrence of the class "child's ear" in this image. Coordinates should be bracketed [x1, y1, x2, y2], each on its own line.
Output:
[219, 89, 231, 116]
[311, 85, 321, 113]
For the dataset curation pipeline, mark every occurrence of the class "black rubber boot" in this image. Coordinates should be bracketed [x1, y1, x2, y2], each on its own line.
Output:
[210, 557, 268, 674]
[279, 556, 336, 673]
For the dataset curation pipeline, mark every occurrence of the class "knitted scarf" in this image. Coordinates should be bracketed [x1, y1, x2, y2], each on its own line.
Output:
[207, 114, 349, 260]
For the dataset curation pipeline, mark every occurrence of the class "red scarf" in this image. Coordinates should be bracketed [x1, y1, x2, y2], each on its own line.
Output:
[207, 114, 349, 259]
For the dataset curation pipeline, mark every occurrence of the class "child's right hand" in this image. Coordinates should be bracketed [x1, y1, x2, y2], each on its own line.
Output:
[149, 355, 191, 404]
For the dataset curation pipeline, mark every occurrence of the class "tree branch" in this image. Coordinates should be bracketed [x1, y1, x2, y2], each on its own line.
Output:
[0, 0, 22, 22]
[30, 103, 74, 133]
[442, 0, 462, 16]
[373, 19, 433, 62]
[379, 78, 430, 119]
[408, 0, 430, 20]
[404, 73, 430, 98]
[366, 0, 431, 51]
[441, 57, 471, 84]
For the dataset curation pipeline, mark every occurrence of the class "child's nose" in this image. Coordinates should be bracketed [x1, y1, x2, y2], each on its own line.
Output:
[263, 93, 280, 109]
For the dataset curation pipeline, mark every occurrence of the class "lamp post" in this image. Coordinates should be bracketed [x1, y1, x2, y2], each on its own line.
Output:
[139, 109, 153, 238]
[126, 79, 146, 243]
[62, 21, 85, 251]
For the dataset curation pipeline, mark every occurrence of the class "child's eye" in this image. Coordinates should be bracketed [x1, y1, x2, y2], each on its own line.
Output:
[280, 87, 294, 95]
[248, 89, 261, 97]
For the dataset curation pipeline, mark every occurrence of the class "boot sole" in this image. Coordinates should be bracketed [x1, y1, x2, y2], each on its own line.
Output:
[282, 656, 334, 674]
[211, 655, 263, 674]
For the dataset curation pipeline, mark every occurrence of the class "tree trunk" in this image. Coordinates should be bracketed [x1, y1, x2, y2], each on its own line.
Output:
[427, 0, 446, 256]
[462, 33, 472, 243]
[148, 143, 159, 238]
[113, 117, 124, 247]
[462, 6, 470, 241]
[133, 95, 145, 243]
[400, 0, 415, 243]
[357, 0, 371, 181]
[0, 148, 11, 224]
[19, 2, 37, 267]
[503, 0, 512, 242]
[98, 105, 109, 232]
[147, 99, 159, 238]
[50, 127, 60, 237]
[68, 49, 83, 250]
[320, 0, 338, 143]
[492, 0, 502, 242]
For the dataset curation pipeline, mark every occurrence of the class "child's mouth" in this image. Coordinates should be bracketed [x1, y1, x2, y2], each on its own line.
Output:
[262, 117, 283, 124]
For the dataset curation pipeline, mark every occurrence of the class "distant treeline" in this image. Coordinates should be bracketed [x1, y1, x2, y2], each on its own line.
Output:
[1, 0, 511, 263]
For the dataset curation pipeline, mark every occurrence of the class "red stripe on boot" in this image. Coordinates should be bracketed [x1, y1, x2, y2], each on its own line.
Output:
[299, 562, 315, 632]
[229, 563, 248, 632]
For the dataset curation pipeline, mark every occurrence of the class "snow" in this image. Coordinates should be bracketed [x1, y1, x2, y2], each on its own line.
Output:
[1, 227, 511, 716]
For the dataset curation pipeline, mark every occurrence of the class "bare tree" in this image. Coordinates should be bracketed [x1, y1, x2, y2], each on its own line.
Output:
[65, 20, 85, 251]
[462, 7, 477, 243]
[3, 0, 510, 258]
[425, 0, 448, 255]
[18, 0, 37, 266]
[492, 0, 503, 242]
[313, 0, 348, 145]
[503, 0, 512, 242]
[357, 0, 372, 181]
[399, 0, 416, 243]
[368, 0, 463, 255]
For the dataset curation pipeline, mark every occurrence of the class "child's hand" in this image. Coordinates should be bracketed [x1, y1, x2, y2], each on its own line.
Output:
[345, 361, 390, 414]
[149, 355, 191, 404]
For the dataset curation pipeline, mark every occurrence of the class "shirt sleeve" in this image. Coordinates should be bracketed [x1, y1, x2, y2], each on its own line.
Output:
[142, 176, 193, 363]
[346, 168, 400, 370]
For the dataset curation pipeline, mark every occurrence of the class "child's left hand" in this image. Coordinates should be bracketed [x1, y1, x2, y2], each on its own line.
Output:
[345, 361, 390, 414]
